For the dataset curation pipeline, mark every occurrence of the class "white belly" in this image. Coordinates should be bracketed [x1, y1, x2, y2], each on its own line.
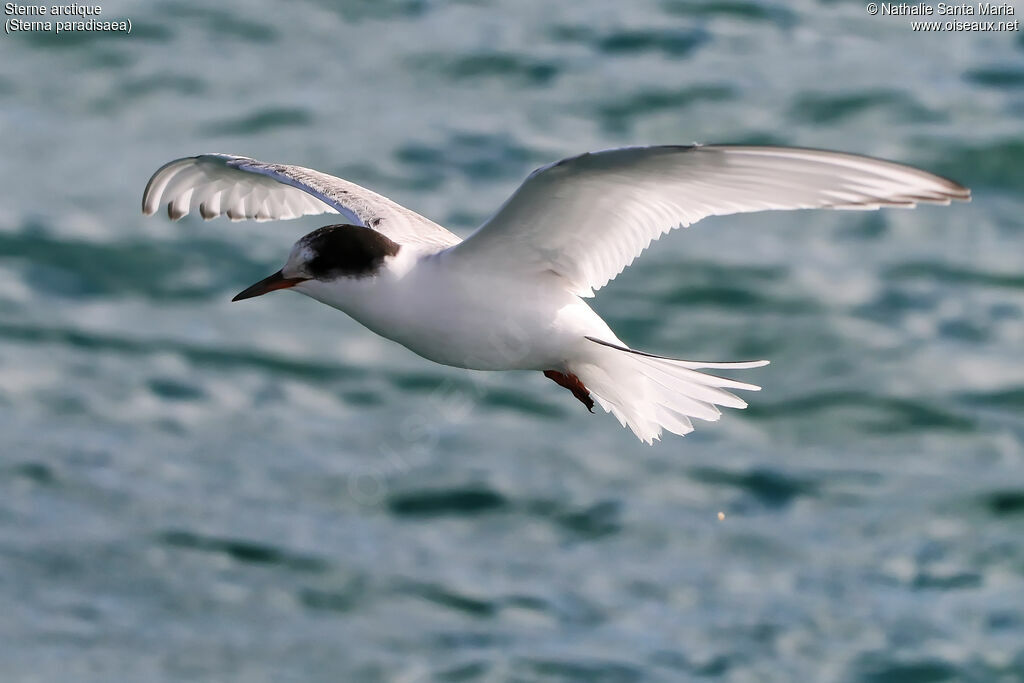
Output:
[297, 254, 613, 371]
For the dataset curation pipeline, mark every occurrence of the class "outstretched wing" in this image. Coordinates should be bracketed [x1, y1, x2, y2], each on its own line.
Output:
[142, 154, 461, 250]
[445, 145, 970, 296]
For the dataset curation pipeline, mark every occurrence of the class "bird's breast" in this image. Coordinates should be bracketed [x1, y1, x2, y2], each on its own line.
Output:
[302, 259, 593, 371]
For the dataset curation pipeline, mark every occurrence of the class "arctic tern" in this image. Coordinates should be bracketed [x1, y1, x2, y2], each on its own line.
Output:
[143, 145, 969, 442]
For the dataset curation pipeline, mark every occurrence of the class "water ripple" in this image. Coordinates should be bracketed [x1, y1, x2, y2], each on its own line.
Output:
[850, 656, 959, 683]
[598, 85, 735, 133]
[397, 581, 498, 618]
[751, 392, 976, 433]
[395, 133, 540, 182]
[965, 66, 1024, 89]
[0, 322, 367, 383]
[663, 0, 798, 27]
[789, 90, 940, 126]
[0, 229, 267, 301]
[981, 490, 1024, 517]
[387, 486, 508, 517]
[202, 107, 314, 136]
[688, 466, 817, 509]
[552, 25, 709, 59]
[160, 2, 278, 42]
[414, 53, 561, 85]
[157, 530, 330, 573]
[933, 138, 1024, 191]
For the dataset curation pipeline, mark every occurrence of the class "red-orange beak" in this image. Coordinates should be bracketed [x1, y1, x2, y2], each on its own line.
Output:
[232, 270, 308, 302]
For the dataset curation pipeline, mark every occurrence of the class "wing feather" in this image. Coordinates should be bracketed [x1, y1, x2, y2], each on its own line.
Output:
[447, 145, 970, 296]
[142, 154, 461, 249]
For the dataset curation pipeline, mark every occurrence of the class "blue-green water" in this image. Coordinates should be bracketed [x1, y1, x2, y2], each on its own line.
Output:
[1, 0, 1023, 680]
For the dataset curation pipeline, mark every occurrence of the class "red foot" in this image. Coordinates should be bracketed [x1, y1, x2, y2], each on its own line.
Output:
[543, 370, 595, 413]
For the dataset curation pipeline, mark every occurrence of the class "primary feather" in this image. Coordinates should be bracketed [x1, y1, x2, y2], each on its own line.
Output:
[142, 153, 460, 250]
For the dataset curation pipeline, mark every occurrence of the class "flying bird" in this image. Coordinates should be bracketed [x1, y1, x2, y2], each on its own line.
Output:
[143, 145, 969, 443]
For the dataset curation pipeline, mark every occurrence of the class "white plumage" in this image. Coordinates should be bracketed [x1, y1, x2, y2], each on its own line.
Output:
[143, 145, 969, 442]
[143, 154, 460, 248]
[449, 145, 970, 297]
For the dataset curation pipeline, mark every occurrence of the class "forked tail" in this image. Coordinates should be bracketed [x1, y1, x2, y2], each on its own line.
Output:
[573, 337, 768, 444]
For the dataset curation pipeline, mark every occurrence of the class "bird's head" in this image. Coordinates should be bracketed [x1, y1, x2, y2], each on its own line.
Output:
[232, 223, 401, 302]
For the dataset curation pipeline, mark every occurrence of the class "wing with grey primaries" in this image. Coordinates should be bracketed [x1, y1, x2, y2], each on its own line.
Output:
[447, 145, 971, 297]
[142, 154, 461, 250]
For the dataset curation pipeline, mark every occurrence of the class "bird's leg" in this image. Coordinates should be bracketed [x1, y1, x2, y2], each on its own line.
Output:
[543, 370, 595, 413]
